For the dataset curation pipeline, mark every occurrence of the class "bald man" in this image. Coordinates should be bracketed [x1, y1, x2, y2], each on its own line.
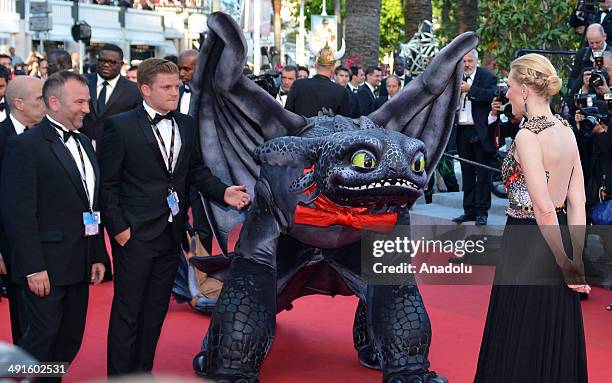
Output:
[0, 75, 45, 343]
[569, 23, 612, 93]
[178, 49, 198, 114]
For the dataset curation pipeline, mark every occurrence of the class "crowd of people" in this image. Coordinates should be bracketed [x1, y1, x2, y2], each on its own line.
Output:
[0, 42, 250, 380]
[75, 0, 206, 10]
[0, 4, 609, 381]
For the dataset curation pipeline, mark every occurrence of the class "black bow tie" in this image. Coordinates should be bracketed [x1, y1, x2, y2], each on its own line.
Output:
[279, 90, 286, 97]
[184, 86, 191, 93]
[0, 102, 5, 112]
[63, 130, 79, 143]
[151, 112, 174, 125]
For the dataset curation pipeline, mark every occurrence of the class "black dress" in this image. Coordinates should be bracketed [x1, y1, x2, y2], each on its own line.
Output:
[474, 117, 588, 383]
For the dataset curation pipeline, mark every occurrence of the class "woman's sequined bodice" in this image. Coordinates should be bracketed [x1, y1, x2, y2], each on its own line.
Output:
[502, 116, 566, 218]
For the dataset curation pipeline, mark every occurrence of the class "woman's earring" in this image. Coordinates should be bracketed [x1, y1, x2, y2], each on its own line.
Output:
[523, 98, 528, 114]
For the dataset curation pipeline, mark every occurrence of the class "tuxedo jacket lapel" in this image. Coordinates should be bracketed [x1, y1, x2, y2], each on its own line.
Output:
[102, 77, 126, 116]
[42, 119, 90, 208]
[173, 114, 189, 173]
[80, 137, 100, 206]
[137, 106, 170, 173]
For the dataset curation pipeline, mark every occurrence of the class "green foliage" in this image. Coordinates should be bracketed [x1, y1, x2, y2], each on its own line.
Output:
[477, 0, 581, 82]
[432, 0, 458, 46]
[380, 0, 405, 57]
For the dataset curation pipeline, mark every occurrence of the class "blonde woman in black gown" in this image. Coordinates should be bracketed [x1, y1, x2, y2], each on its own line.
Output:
[474, 54, 590, 383]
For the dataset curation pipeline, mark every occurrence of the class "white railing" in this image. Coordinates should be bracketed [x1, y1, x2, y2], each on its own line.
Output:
[0, 0, 15, 14]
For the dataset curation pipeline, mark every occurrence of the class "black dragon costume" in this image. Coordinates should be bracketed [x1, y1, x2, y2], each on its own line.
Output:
[187, 12, 478, 383]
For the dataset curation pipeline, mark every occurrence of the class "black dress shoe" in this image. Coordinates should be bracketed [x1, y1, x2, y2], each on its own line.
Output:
[475, 216, 488, 226]
[452, 214, 476, 223]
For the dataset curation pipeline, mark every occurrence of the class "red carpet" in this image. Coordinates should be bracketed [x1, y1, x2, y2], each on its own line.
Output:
[1, 231, 611, 382]
[1, 276, 611, 382]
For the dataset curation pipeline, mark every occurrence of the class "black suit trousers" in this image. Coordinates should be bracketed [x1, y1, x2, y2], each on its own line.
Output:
[457, 126, 493, 216]
[107, 224, 181, 376]
[17, 283, 88, 371]
[189, 188, 213, 253]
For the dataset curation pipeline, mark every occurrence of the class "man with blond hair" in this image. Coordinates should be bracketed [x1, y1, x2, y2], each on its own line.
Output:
[100, 58, 251, 376]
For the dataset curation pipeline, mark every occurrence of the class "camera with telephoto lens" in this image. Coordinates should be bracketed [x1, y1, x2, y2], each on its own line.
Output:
[574, 93, 610, 131]
[496, 83, 514, 118]
[589, 50, 609, 88]
[247, 72, 280, 97]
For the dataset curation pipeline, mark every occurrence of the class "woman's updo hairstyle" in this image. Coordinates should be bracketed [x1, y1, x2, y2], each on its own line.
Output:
[509, 53, 562, 98]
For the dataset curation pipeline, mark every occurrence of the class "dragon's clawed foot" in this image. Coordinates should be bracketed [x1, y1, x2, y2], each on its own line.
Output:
[385, 371, 448, 383]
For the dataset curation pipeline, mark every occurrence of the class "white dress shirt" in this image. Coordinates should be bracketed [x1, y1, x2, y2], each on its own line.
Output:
[348, 83, 359, 93]
[97, 74, 120, 104]
[458, 71, 475, 125]
[0, 98, 6, 122]
[9, 114, 28, 135]
[47, 115, 96, 209]
[143, 101, 183, 222]
[179, 85, 192, 114]
[276, 89, 288, 107]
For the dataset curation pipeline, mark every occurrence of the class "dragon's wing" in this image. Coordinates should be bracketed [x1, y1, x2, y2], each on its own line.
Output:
[369, 32, 479, 181]
[190, 12, 306, 255]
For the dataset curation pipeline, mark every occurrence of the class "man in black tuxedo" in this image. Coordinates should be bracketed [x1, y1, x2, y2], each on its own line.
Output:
[374, 75, 400, 109]
[81, 44, 141, 152]
[81, 44, 141, 280]
[0, 71, 106, 370]
[285, 47, 350, 118]
[100, 58, 250, 376]
[568, 24, 612, 95]
[452, 49, 497, 226]
[178, 49, 198, 115]
[356, 66, 382, 116]
[379, 56, 412, 98]
[348, 66, 364, 94]
[276, 65, 298, 107]
[334, 65, 359, 117]
[0, 76, 46, 344]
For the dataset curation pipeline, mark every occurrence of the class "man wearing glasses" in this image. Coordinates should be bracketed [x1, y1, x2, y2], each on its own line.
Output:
[81, 44, 141, 153]
[81, 44, 141, 281]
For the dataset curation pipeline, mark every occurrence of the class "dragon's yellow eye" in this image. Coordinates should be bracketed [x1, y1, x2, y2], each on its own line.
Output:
[411, 155, 425, 173]
[351, 151, 377, 169]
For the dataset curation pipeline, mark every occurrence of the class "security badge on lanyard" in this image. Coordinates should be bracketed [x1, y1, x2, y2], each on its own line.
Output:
[55, 124, 101, 236]
[150, 115, 180, 216]
[72, 136, 101, 236]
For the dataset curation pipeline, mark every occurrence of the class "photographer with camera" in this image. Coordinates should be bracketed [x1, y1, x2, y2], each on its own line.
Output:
[574, 96, 611, 220]
[569, 24, 612, 94]
[570, 0, 612, 42]
[489, 83, 522, 144]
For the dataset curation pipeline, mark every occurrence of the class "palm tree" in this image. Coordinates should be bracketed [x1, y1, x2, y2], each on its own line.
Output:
[345, 0, 382, 67]
[403, 0, 432, 42]
[456, 0, 479, 33]
[272, 0, 282, 57]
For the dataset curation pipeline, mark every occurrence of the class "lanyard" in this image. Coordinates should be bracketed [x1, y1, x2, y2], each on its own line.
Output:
[148, 115, 176, 176]
[53, 125, 93, 212]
